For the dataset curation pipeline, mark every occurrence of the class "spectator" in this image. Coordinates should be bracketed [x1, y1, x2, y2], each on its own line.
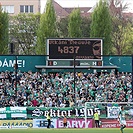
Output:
[31, 97, 38, 107]
[63, 114, 67, 128]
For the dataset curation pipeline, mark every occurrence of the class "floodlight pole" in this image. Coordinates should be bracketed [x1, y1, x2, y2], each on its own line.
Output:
[73, 55, 76, 106]
[10, 41, 18, 101]
[15, 55, 18, 100]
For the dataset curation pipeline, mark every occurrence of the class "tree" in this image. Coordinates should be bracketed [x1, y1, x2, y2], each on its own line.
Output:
[57, 17, 69, 38]
[109, 0, 133, 55]
[112, 23, 133, 55]
[9, 13, 40, 55]
[109, 0, 129, 18]
[0, 5, 9, 54]
[57, 15, 91, 38]
[68, 8, 82, 37]
[36, 0, 58, 55]
[90, 0, 112, 55]
[81, 16, 91, 37]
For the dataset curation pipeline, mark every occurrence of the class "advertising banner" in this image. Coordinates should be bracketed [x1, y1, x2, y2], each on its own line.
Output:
[33, 119, 56, 128]
[0, 55, 46, 72]
[0, 120, 33, 128]
[57, 118, 92, 128]
[101, 119, 133, 128]
[0, 107, 27, 119]
[0, 55, 131, 73]
[33, 118, 92, 128]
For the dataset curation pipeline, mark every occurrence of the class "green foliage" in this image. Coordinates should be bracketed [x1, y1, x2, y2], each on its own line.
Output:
[112, 23, 133, 55]
[57, 17, 69, 38]
[90, 0, 112, 55]
[81, 17, 91, 37]
[111, 0, 133, 55]
[10, 13, 40, 55]
[36, 0, 58, 55]
[57, 15, 91, 38]
[68, 8, 82, 37]
[0, 5, 9, 54]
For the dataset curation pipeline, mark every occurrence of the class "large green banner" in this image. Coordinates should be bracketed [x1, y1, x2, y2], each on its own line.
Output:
[27, 107, 102, 119]
[0, 55, 132, 72]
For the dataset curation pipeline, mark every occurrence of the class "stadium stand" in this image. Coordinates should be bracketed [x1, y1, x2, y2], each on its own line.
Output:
[0, 71, 132, 107]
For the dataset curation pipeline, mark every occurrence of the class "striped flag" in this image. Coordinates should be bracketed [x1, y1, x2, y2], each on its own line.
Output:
[0, 107, 27, 119]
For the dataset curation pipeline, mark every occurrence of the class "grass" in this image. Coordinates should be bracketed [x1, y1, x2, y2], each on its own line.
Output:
[0, 128, 133, 133]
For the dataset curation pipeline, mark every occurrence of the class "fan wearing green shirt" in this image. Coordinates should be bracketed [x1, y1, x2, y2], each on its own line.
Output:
[118, 106, 126, 133]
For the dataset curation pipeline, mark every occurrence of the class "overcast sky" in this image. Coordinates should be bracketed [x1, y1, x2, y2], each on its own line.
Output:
[41, 0, 133, 13]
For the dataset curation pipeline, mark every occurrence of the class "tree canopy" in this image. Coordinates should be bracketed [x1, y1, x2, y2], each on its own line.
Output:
[90, 0, 112, 55]
[10, 13, 40, 55]
[36, 0, 58, 55]
[0, 5, 9, 54]
[68, 8, 82, 38]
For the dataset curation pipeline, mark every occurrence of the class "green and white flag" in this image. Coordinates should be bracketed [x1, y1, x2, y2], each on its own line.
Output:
[0, 107, 27, 119]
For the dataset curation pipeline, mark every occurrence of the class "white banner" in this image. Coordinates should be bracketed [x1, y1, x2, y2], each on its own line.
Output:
[107, 106, 121, 118]
[33, 119, 56, 128]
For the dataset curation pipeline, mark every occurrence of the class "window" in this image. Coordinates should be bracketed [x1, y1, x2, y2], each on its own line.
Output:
[25, 6, 28, 13]
[20, 6, 24, 13]
[20, 5, 34, 13]
[30, 6, 33, 13]
[2, 5, 14, 14]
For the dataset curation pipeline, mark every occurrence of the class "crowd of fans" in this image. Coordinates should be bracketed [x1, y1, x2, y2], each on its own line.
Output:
[0, 70, 132, 108]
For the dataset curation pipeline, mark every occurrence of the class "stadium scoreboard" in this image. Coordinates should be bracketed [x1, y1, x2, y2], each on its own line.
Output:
[46, 38, 103, 67]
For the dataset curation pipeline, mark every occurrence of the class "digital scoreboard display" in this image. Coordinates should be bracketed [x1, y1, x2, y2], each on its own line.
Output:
[47, 38, 103, 60]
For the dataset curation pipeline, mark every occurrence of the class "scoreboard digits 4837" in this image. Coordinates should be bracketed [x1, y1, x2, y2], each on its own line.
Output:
[47, 38, 103, 60]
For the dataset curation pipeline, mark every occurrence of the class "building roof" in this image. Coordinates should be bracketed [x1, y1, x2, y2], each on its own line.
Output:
[53, 0, 133, 19]
[53, 0, 92, 18]
[53, 0, 69, 18]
